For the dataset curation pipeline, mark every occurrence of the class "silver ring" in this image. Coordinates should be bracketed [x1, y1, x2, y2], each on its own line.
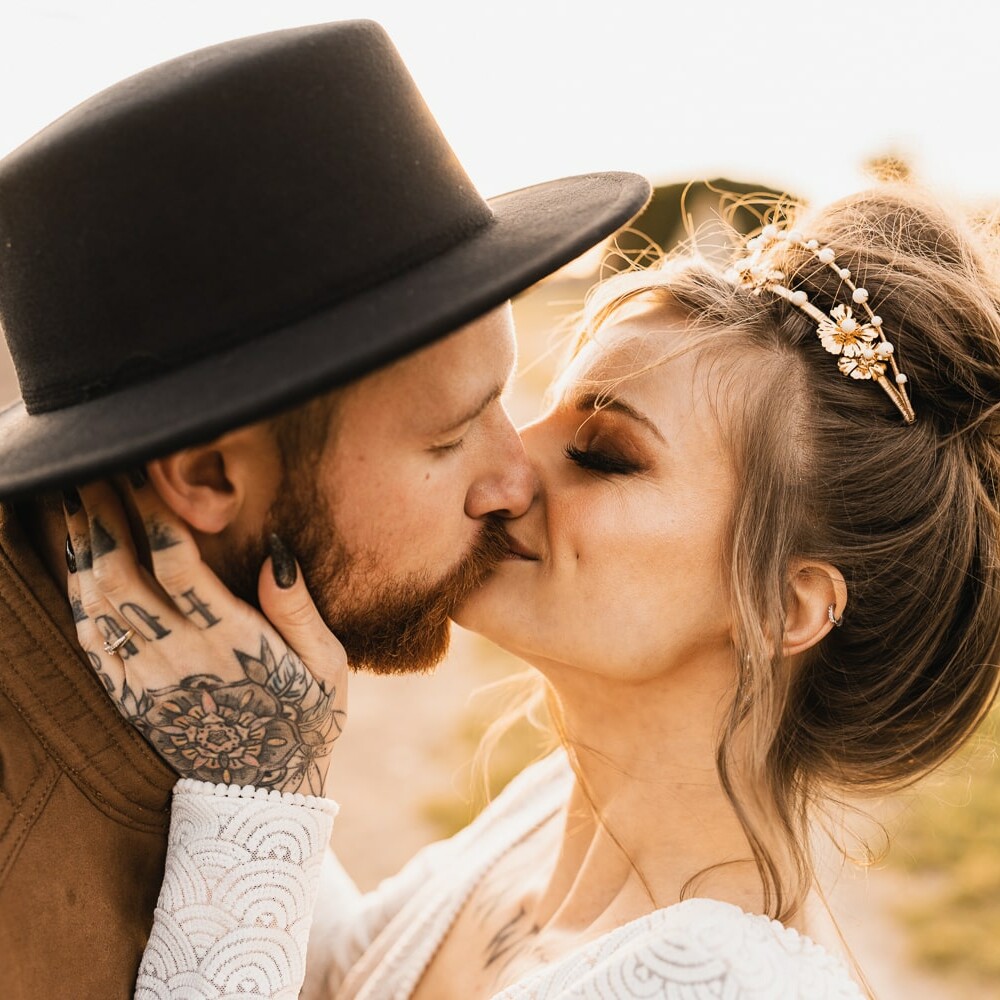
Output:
[827, 604, 844, 628]
[103, 628, 136, 656]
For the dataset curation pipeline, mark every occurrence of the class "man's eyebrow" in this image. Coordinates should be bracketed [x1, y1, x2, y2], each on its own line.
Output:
[441, 382, 505, 432]
[571, 391, 665, 444]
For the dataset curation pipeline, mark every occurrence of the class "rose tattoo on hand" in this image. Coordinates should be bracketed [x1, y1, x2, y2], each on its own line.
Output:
[133, 636, 344, 795]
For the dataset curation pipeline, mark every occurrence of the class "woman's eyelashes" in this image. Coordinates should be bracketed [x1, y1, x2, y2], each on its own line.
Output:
[564, 442, 644, 476]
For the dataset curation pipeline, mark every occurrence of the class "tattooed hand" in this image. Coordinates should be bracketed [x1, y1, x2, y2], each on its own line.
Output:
[63, 478, 348, 797]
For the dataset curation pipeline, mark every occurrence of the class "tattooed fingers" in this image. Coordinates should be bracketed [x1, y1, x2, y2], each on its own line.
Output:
[66, 557, 127, 695]
[77, 481, 150, 607]
[64, 485, 140, 660]
[125, 474, 232, 621]
[61, 477, 349, 795]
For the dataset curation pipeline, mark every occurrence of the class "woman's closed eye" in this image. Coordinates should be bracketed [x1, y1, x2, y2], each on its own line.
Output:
[564, 442, 644, 475]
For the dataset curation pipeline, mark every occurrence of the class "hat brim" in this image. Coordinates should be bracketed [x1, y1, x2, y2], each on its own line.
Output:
[0, 172, 649, 498]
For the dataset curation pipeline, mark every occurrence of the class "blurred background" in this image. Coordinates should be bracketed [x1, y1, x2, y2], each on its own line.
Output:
[2, 2, 998, 996]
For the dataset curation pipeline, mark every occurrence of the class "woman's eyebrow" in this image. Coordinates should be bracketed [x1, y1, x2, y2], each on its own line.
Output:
[570, 391, 665, 444]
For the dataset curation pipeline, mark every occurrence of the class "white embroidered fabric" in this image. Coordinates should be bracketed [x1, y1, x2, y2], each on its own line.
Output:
[135, 779, 338, 1000]
[495, 898, 865, 999]
[138, 758, 865, 1000]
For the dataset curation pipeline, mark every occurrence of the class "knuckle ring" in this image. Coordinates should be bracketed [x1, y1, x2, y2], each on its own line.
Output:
[103, 628, 136, 656]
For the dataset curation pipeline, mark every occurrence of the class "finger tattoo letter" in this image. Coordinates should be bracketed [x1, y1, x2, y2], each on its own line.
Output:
[174, 588, 221, 629]
[94, 614, 140, 659]
[120, 602, 172, 641]
[86, 650, 116, 695]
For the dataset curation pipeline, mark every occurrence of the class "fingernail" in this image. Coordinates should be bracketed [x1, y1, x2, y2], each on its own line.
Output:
[127, 466, 147, 489]
[65, 535, 77, 574]
[269, 533, 297, 589]
[62, 488, 82, 515]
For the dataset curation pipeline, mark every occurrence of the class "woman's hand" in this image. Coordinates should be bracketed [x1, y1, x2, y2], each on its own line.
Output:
[63, 477, 348, 798]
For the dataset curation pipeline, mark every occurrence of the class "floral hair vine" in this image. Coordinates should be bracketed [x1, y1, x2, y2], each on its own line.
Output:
[726, 226, 916, 424]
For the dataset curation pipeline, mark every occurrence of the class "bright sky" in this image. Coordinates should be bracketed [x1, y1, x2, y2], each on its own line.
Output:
[0, 0, 997, 206]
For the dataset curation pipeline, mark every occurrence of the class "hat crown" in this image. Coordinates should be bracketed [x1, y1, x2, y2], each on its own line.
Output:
[0, 20, 491, 413]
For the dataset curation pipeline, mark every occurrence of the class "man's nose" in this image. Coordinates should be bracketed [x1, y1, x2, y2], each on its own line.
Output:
[464, 418, 538, 520]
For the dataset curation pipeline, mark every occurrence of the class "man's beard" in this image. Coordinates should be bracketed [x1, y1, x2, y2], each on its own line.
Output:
[222, 470, 509, 674]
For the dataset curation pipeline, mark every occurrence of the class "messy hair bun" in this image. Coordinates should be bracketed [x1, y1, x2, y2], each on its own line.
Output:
[791, 189, 1000, 442]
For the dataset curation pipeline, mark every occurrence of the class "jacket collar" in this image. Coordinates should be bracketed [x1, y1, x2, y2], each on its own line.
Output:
[0, 503, 173, 830]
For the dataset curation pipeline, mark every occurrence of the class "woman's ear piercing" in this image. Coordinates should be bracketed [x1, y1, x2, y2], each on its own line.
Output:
[828, 604, 844, 627]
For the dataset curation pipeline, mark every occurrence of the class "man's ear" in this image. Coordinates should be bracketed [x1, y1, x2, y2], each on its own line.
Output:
[146, 423, 278, 536]
[783, 560, 848, 657]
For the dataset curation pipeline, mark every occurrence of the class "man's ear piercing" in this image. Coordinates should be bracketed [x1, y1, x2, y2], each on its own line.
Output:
[828, 604, 844, 627]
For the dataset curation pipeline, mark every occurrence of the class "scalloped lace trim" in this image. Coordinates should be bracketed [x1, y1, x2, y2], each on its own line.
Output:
[135, 780, 338, 999]
[175, 777, 340, 815]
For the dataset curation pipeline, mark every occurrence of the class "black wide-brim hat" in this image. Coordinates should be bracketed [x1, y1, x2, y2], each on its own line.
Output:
[0, 21, 649, 499]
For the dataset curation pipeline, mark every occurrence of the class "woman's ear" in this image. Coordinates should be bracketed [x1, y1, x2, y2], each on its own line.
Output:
[147, 423, 278, 536]
[783, 560, 848, 657]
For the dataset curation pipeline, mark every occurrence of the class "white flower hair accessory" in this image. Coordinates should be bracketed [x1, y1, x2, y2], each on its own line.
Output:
[727, 227, 915, 423]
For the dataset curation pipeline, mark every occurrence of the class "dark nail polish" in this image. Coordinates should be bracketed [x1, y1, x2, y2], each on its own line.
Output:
[269, 533, 297, 589]
[127, 466, 148, 489]
[65, 535, 77, 574]
[62, 487, 82, 515]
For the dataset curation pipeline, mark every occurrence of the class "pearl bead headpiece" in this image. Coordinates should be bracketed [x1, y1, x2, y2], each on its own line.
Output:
[727, 226, 916, 424]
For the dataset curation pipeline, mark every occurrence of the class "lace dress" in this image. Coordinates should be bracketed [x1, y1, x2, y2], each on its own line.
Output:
[136, 754, 865, 999]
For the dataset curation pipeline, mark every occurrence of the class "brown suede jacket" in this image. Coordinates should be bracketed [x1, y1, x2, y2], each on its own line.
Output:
[0, 504, 175, 999]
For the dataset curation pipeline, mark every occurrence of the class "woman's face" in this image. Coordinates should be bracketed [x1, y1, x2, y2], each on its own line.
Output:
[455, 306, 736, 686]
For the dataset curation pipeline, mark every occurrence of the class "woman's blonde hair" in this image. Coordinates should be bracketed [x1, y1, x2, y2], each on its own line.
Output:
[492, 185, 1000, 924]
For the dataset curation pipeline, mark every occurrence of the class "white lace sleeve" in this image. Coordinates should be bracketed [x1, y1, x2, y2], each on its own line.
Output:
[135, 779, 339, 1000]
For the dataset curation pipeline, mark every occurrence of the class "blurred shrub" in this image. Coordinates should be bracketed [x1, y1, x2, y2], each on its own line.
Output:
[420, 635, 551, 838]
[421, 709, 549, 838]
[890, 713, 1000, 980]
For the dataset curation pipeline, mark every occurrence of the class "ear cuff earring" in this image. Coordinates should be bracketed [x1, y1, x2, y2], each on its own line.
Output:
[827, 604, 844, 628]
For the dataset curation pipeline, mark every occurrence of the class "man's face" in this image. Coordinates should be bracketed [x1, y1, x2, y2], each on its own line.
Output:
[229, 305, 536, 673]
